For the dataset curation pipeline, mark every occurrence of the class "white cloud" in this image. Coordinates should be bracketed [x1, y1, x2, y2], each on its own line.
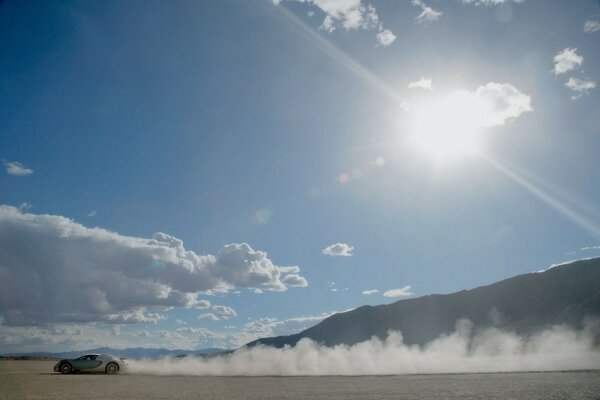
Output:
[195, 300, 211, 309]
[413, 82, 531, 136]
[412, 0, 442, 24]
[460, 0, 524, 5]
[376, 29, 396, 46]
[176, 327, 214, 337]
[198, 305, 237, 321]
[408, 77, 433, 90]
[278, 0, 379, 32]
[3, 161, 33, 176]
[383, 285, 414, 297]
[212, 305, 237, 320]
[0, 205, 307, 326]
[198, 313, 220, 321]
[565, 77, 596, 99]
[282, 274, 309, 287]
[322, 242, 354, 257]
[236, 312, 336, 346]
[553, 48, 583, 75]
[584, 20, 600, 33]
[362, 289, 379, 295]
[106, 309, 166, 324]
[279, 266, 300, 274]
[87, 210, 97, 217]
[158, 330, 183, 339]
[472, 82, 532, 126]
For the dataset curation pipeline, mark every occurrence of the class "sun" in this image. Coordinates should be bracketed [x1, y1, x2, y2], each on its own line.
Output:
[407, 91, 489, 162]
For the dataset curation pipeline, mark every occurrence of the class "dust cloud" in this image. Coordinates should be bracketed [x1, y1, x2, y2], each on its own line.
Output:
[128, 320, 600, 376]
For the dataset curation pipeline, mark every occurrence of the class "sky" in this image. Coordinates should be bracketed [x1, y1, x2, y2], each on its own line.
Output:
[0, 0, 599, 353]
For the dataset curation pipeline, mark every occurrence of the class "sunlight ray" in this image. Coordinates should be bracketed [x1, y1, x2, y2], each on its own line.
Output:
[271, 3, 407, 109]
[481, 153, 600, 238]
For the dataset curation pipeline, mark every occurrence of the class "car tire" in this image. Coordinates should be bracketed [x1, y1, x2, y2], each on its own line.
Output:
[105, 362, 119, 374]
[59, 363, 72, 374]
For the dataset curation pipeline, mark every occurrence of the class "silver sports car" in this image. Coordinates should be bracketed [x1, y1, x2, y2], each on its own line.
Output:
[53, 354, 125, 374]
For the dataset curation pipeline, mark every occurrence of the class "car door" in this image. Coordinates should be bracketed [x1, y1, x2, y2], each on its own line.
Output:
[72, 355, 102, 370]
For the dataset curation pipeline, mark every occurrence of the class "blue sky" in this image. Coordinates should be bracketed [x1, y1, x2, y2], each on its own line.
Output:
[1, 0, 599, 352]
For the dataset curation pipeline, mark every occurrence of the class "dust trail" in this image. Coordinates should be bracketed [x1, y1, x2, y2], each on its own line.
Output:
[127, 320, 600, 376]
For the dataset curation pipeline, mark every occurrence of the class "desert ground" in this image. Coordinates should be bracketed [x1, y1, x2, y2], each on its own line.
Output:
[1, 360, 599, 400]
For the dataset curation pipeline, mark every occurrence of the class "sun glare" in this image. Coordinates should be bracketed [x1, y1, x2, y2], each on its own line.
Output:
[407, 91, 489, 162]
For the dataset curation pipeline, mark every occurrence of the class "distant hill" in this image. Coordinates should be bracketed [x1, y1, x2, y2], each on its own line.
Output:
[248, 258, 600, 348]
[1, 347, 227, 359]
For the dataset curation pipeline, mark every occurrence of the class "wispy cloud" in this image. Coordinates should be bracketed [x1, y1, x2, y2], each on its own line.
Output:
[408, 77, 433, 90]
[376, 29, 396, 46]
[236, 311, 336, 346]
[583, 20, 600, 33]
[565, 77, 596, 99]
[553, 48, 583, 75]
[362, 289, 379, 295]
[87, 210, 97, 217]
[322, 242, 354, 257]
[383, 285, 413, 297]
[3, 161, 33, 176]
[412, 0, 442, 24]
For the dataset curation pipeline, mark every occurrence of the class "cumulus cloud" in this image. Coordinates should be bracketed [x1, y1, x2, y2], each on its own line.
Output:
[362, 289, 379, 295]
[412, 0, 442, 23]
[282, 274, 309, 287]
[3, 161, 33, 176]
[128, 319, 600, 376]
[278, 266, 300, 274]
[472, 82, 532, 126]
[212, 305, 237, 320]
[565, 77, 596, 99]
[277, 0, 378, 32]
[198, 305, 237, 321]
[106, 309, 166, 324]
[194, 300, 211, 309]
[413, 82, 531, 134]
[0, 206, 307, 326]
[408, 77, 433, 90]
[383, 285, 413, 297]
[553, 48, 583, 75]
[584, 20, 600, 33]
[322, 243, 354, 257]
[376, 29, 396, 46]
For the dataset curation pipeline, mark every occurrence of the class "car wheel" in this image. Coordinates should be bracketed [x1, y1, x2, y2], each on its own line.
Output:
[59, 363, 72, 374]
[105, 362, 119, 374]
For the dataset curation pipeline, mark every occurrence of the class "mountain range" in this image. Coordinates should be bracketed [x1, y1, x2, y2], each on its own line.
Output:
[248, 258, 600, 348]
